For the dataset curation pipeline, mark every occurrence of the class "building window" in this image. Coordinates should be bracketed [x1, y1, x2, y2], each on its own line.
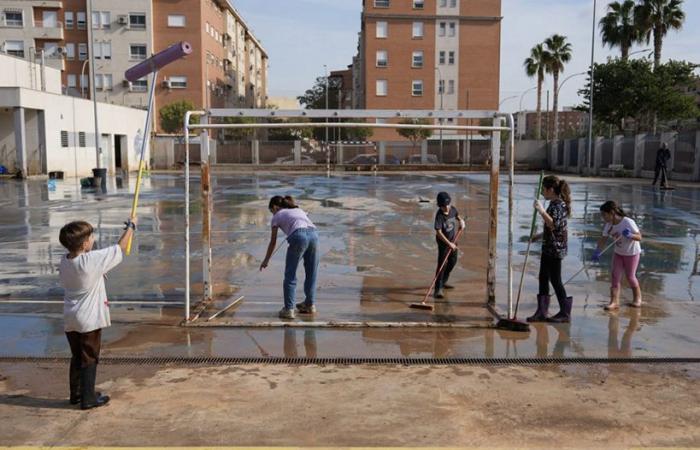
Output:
[78, 132, 86, 147]
[448, 80, 455, 94]
[412, 51, 424, 68]
[93, 41, 101, 59]
[413, 0, 424, 9]
[438, 79, 445, 94]
[439, 51, 446, 65]
[412, 80, 423, 96]
[129, 13, 146, 29]
[440, 0, 447, 6]
[43, 42, 59, 57]
[101, 12, 111, 29]
[374, 0, 390, 7]
[376, 50, 388, 67]
[67, 75, 77, 88]
[104, 74, 113, 90]
[65, 12, 74, 29]
[169, 76, 187, 88]
[450, 0, 457, 6]
[412, 22, 423, 38]
[168, 14, 186, 27]
[78, 43, 88, 60]
[376, 21, 387, 38]
[448, 22, 456, 37]
[91, 11, 110, 29]
[102, 42, 111, 59]
[77, 12, 86, 30]
[376, 79, 387, 96]
[4, 40, 24, 57]
[132, 78, 147, 92]
[80, 74, 88, 89]
[60, 131, 69, 148]
[95, 74, 103, 90]
[4, 10, 23, 27]
[129, 44, 147, 60]
[448, 51, 455, 64]
[439, 22, 446, 37]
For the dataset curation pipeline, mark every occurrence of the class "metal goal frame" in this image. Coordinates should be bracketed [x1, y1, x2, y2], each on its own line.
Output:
[182, 109, 517, 325]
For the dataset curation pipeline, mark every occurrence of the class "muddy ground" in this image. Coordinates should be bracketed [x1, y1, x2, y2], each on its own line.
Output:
[1, 361, 699, 448]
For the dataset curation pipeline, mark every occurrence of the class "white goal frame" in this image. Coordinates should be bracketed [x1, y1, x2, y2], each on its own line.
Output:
[182, 109, 517, 325]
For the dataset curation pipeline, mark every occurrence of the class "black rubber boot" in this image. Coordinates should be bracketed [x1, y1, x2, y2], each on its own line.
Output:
[526, 295, 550, 322]
[547, 296, 573, 323]
[80, 364, 110, 410]
[69, 358, 81, 405]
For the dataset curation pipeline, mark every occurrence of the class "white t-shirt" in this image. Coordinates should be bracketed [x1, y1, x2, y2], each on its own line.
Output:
[271, 208, 315, 237]
[59, 245, 123, 333]
[603, 217, 641, 256]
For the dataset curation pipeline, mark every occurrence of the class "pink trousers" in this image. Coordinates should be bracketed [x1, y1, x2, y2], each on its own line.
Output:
[611, 253, 640, 289]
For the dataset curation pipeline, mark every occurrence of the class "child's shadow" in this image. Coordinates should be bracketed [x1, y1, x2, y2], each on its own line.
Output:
[0, 394, 75, 410]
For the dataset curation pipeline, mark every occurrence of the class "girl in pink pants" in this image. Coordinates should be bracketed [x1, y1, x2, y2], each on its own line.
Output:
[591, 201, 643, 310]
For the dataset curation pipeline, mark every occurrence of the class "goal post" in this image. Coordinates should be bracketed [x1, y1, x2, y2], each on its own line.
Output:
[182, 109, 517, 325]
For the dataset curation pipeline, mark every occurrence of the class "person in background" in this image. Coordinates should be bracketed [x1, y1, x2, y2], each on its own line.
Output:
[433, 192, 466, 299]
[652, 142, 671, 188]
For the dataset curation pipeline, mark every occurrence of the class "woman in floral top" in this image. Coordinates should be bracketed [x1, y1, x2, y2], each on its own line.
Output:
[527, 175, 573, 323]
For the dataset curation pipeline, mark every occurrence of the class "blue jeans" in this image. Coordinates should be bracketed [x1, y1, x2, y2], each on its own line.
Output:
[283, 228, 319, 310]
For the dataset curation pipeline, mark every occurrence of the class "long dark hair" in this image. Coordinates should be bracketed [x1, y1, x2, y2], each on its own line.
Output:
[542, 175, 571, 215]
[269, 195, 298, 210]
[600, 200, 626, 217]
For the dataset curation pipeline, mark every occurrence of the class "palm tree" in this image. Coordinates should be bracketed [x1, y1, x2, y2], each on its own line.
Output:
[599, 0, 641, 60]
[543, 34, 572, 143]
[524, 43, 548, 140]
[635, 0, 685, 69]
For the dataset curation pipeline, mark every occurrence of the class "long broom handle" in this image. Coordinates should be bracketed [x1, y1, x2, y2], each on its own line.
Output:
[420, 226, 464, 305]
[125, 70, 158, 256]
[564, 236, 622, 286]
[514, 172, 544, 318]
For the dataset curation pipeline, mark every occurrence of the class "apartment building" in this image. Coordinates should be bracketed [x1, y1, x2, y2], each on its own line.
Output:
[516, 108, 588, 140]
[1, 0, 268, 129]
[357, 0, 501, 140]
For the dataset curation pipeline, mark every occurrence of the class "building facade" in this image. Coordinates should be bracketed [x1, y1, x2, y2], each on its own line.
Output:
[517, 108, 588, 140]
[1, 0, 268, 130]
[357, 0, 501, 140]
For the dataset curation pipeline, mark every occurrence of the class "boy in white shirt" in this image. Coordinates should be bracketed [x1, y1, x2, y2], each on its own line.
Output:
[59, 218, 135, 409]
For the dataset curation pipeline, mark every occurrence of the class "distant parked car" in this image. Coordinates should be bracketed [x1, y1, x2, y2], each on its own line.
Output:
[406, 154, 440, 164]
[273, 155, 317, 165]
[345, 154, 378, 165]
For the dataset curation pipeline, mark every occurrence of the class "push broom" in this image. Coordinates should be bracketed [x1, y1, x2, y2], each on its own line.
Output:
[496, 171, 544, 332]
[123, 42, 193, 255]
[410, 227, 464, 311]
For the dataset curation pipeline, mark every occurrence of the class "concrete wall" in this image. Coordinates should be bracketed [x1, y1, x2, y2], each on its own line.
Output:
[0, 53, 62, 93]
[0, 87, 147, 177]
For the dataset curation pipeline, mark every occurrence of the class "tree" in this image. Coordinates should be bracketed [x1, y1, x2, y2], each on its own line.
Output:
[599, 1, 642, 60]
[222, 116, 256, 141]
[544, 34, 573, 142]
[397, 118, 432, 155]
[298, 75, 343, 141]
[635, 0, 685, 69]
[578, 58, 698, 132]
[159, 100, 197, 134]
[524, 43, 548, 140]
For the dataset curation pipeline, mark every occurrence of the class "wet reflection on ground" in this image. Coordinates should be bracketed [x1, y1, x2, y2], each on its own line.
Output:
[0, 173, 699, 358]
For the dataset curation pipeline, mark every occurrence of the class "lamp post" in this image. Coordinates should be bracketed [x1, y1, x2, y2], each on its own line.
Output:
[87, 0, 101, 171]
[518, 86, 537, 140]
[556, 72, 586, 98]
[80, 59, 89, 98]
[499, 95, 518, 108]
[324, 64, 329, 172]
[587, 0, 597, 175]
[435, 66, 444, 154]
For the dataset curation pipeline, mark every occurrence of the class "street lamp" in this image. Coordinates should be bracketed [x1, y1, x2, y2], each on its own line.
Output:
[587, 0, 597, 175]
[518, 86, 537, 141]
[556, 72, 586, 98]
[499, 95, 518, 108]
[435, 66, 444, 155]
[324, 64, 329, 171]
[629, 48, 651, 58]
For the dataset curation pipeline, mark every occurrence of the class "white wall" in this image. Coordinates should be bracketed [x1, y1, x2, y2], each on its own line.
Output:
[0, 87, 147, 177]
[0, 53, 62, 94]
[0, 109, 16, 171]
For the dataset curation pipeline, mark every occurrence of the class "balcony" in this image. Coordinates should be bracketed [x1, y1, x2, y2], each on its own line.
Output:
[35, 21, 63, 40]
[30, 1, 63, 7]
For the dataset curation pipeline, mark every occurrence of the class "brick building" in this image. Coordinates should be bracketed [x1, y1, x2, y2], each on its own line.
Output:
[0, 0, 268, 131]
[516, 108, 588, 140]
[354, 0, 502, 140]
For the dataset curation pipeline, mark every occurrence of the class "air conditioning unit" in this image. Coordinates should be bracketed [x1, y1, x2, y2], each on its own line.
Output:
[122, 79, 131, 87]
[117, 15, 128, 25]
[57, 46, 67, 55]
[162, 79, 172, 88]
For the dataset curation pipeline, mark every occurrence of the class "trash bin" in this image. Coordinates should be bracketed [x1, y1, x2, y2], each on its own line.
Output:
[92, 168, 107, 192]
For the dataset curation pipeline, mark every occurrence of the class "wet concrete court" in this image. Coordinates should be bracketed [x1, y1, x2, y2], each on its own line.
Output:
[1, 172, 699, 359]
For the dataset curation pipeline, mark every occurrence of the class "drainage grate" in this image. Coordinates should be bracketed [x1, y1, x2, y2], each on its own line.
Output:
[1, 356, 700, 366]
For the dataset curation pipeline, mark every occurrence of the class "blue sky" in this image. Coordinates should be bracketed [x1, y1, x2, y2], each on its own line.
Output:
[233, 0, 700, 112]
